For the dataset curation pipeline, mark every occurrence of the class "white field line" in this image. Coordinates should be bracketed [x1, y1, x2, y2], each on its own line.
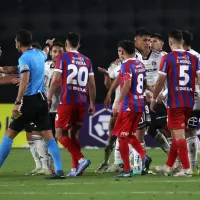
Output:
[0, 179, 200, 187]
[0, 191, 200, 195]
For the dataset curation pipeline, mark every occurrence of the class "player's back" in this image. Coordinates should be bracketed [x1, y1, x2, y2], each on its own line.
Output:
[19, 49, 46, 96]
[120, 58, 146, 112]
[56, 51, 93, 105]
[161, 50, 199, 108]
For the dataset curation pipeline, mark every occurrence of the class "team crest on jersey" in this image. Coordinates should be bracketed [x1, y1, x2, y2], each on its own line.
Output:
[152, 61, 156, 66]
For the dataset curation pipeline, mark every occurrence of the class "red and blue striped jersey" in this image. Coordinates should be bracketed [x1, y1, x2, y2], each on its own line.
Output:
[120, 58, 146, 112]
[159, 50, 200, 108]
[55, 50, 94, 105]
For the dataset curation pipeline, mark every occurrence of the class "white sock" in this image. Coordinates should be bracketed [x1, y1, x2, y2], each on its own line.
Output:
[155, 131, 170, 154]
[28, 141, 42, 169]
[132, 148, 142, 170]
[32, 135, 49, 170]
[128, 144, 134, 164]
[114, 139, 122, 165]
[187, 136, 199, 170]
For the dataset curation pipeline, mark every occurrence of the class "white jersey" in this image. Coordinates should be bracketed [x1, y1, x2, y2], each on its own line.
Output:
[44, 61, 61, 113]
[142, 50, 163, 86]
[108, 51, 143, 107]
[187, 49, 200, 110]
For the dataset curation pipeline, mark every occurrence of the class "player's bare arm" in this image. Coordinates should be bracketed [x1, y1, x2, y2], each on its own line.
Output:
[43, 38, 55, 56]
[113, 79, 131, 116]
[0, 66, 18, 74]
[88, 75, 96, 116]
[104, 74, 120, 109]
[0, 74, 18, 85]
[150, 74, 166, 112]
[12, 71, 30, 118]
[47, 71, 61, 104]
[98, 67, 113, 89]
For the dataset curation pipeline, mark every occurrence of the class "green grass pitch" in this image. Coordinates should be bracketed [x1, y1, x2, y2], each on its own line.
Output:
[0, 149, 200, 200]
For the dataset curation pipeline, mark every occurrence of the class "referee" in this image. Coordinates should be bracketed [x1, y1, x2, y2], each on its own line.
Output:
[0, 30, 64, 179]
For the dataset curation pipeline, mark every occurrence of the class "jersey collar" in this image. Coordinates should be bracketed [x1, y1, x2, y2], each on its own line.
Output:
[68, 50, 78, 53]
[173, 49, 185, 52]
[123, 57, 137, 63]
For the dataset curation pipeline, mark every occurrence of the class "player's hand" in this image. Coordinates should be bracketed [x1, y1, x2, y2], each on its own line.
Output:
[98, 67, 109, 76]
[47, 99, 52, 109]
[104, 93, 111, 109]
[112, 103, 119, 117]
[157, 93, 165, 104]
[88, 104, 95, 116]
[12, 78, 20, 86]
[12, 104, 22, 119]
[45, 38, 55, 48]
[150, 99, 156, 113]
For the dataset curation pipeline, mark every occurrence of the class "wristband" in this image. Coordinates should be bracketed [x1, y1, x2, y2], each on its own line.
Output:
[15, 100, 21, 105]
[151, 98, 156, 102]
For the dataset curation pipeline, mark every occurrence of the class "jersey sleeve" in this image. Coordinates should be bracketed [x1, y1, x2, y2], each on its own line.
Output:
[108, 64, 115, 79]
[88, 60, 94, 76]
[121, 62, 132, 81]
[55, 54, 63, 73]
[158, 54, 169, 76]
[195, 56, 200, 74]
[18, 56, 30, 74]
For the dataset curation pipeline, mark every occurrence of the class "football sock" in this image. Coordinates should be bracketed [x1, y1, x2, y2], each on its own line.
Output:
[177, 139, 190, 169]
[32, 135, 49, 170]
[45, 138, 63, 173]
[119, 138, 131, 172]
[0, 136, 13, 167]
[166, 139, 177, 167]
[187, 136, 198, 170]
[28, 140, 42, 169]
[128, 135, 146, 159]
[114, 139, 122, 164]
[155, 131, 170, 154]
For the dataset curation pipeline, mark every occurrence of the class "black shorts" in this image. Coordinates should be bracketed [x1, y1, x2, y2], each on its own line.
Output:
[148, 102, 167, 129]
[137, 99, 151, 129]
[188, 110, 200, 129]
[9, 93, 51, 132]
[25, 122, 39, 133]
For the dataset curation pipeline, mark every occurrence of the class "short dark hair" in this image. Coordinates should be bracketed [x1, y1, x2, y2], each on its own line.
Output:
[151, 33, 164, 42]
[168, 29, 183, 43]
[135, 28, 151, 37]
[16, 29, 32, 46]
[52, 41, 64, 49]
[31, 41, 42, 50]
[66, 32, 80, 48]
[182, 30, 193, 46]
[118, 40, 135, 54]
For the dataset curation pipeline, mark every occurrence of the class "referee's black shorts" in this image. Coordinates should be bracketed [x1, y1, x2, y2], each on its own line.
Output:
[9, 92, 51, 133]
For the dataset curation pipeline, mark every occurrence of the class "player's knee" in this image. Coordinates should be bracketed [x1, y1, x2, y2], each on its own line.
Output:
[5, 128, 19, 140]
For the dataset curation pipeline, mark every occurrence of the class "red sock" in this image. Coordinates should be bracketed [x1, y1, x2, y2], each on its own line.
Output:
[119, 138, 131, 172]
[166, 139, 177, 167]
[128, 135, 146, 159]
[71, 138, 80, 169]
[59, 136, 84, 161]
[176, 139, 190, 169]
